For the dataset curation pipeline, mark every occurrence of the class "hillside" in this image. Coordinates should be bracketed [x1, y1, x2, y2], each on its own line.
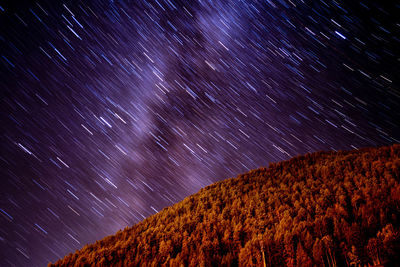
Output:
[50, 145, 400, 266]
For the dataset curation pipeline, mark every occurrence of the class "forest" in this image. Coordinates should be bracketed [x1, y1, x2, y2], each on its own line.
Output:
[50, 144, 400, 266]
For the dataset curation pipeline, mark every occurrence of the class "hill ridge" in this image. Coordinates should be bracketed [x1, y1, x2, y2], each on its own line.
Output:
[50, 144, 400, 266]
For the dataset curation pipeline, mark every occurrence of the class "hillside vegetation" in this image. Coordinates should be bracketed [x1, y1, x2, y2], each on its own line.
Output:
[50, 145, 400, 266]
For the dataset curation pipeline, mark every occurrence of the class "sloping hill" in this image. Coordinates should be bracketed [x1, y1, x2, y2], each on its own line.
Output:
[50, 145, 400, 266]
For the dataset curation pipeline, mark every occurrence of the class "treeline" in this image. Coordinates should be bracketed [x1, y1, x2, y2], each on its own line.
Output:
[50, 144, 400, 266]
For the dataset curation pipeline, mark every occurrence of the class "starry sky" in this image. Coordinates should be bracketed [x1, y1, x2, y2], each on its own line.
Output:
[0, 0, 399, 265]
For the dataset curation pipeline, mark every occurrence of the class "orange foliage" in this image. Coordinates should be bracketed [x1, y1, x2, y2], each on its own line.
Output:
[49, 144, 400, 266]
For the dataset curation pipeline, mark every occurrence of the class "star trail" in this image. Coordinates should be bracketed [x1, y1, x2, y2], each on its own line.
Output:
[0, 0, 399, 266]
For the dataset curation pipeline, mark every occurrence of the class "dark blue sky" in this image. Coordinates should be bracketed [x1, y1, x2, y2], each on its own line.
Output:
[0, 0, 399, 265]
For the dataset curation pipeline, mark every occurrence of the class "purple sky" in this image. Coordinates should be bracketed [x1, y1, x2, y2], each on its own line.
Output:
[0, 0, 399, 266]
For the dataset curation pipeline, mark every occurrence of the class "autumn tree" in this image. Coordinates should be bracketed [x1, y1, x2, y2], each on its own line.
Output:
[49, 145, 400, 267]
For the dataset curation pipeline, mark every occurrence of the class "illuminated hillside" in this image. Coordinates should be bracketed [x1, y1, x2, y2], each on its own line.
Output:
[50, 145, 400, 266]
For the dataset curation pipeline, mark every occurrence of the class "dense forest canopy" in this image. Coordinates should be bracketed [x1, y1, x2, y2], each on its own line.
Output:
[50, 145, 400, 266]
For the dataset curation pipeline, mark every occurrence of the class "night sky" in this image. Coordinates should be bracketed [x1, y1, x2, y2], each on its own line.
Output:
[0, 0, 399, 265]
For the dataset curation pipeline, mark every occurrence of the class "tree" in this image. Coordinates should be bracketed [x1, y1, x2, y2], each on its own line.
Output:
[49, 145, 400, 267]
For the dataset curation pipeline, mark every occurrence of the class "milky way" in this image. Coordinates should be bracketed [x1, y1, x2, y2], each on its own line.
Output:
[0, 0, 399, 265]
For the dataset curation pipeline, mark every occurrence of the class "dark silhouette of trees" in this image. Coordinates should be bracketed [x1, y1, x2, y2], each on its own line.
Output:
[49, 144, 400, 266]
